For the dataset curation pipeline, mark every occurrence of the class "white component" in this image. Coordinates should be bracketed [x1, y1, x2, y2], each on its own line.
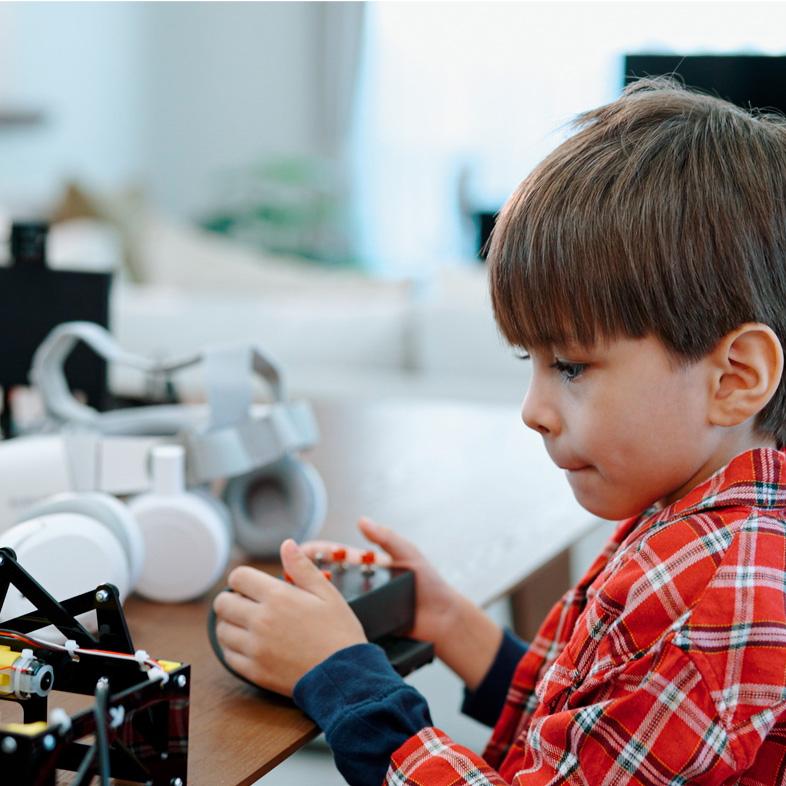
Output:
[129, 445, 230, 603]
[20, 492, 145, 590]
[0, 514, 130, 639]
[49, 707, 72, 733]
[0, 436, 73, 531]
[108, 704, 125, 728]
[130, 495, 230, 602]
[98, 436, 163, 495]
[151, 445, 186, 496]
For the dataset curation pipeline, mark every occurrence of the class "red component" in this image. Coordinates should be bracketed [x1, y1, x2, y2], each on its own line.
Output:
[331, 547, 347, 562]
[361, 550, 376, 565]
[322, 570, 333, 581]
[284, 572, 294, 584]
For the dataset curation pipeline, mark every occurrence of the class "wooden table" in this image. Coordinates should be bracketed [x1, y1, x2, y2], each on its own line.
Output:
[116, 399, 599, 784]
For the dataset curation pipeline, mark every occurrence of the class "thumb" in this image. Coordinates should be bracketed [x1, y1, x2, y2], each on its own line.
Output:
[280, 539, 332, 597]
[358, 517, 421, 563]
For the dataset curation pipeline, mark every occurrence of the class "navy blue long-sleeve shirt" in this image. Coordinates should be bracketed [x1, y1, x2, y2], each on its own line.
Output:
[293, 629, 527, 785]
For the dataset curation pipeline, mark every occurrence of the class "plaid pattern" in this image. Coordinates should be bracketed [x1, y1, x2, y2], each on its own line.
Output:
[388, 448, 786, 785]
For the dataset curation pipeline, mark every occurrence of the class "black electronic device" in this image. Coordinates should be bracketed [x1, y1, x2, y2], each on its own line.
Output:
[0, 547, 190, 786]
[0, 221, 112, 437]
[208, 552, 434, 691]
[624, 54, 786, 114]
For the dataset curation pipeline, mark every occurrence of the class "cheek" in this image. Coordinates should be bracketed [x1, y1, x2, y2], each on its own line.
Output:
[566, 374, 708, 517]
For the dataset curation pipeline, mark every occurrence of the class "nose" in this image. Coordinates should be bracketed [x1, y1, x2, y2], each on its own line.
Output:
[521, 381, 561, 436]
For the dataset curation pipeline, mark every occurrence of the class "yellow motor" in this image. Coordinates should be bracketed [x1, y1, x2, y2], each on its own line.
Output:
[0, 645, 54, 699]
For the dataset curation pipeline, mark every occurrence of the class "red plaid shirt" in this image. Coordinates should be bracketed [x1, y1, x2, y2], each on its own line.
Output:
[388, 448, 786, 785]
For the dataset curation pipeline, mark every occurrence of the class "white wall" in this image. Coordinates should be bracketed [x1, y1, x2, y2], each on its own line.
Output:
[0, 2, 324, 218]
[141, 2, 323, 218]
[0, 2, 148, 210]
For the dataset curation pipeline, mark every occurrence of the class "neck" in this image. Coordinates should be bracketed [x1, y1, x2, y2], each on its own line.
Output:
[657, 425, 777, 510]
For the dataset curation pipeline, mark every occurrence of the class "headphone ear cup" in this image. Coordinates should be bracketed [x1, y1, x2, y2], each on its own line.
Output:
[224, 456, 327, 559]
[21, 492, 145, 590]
[188, 487, 234, 541]
[0, 513, 131, 641]
[128, 489, 231, 603]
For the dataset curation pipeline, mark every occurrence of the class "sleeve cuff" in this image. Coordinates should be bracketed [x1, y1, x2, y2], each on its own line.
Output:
[293, 643, 432, 786]
[461, 628, 528, 726]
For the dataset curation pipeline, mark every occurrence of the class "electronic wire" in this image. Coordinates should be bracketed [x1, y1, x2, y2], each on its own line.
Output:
[93, 679, 111, 785]
[0, 628, 163, 672]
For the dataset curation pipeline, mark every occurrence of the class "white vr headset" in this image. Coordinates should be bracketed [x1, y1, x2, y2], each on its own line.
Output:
[0, 322, 327, 610]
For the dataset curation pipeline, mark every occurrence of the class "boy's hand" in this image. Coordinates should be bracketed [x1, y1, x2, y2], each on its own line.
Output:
[212, 539, 367, 697]
[302, 517, 464, 658]
[302, 518, 504, 691]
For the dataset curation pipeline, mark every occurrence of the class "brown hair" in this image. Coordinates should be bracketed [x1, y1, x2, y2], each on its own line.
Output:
[488, 77, 786, 448]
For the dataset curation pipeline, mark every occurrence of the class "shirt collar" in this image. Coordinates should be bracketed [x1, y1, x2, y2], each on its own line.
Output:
[615, 447, 786, 551]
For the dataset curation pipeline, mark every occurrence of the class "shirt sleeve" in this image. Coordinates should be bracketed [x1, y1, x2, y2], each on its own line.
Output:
[461, 628, 528, 727]
[292, 642, 433, 786]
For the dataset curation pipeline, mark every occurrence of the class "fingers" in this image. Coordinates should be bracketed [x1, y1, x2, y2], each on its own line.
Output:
[358, 517, 421, 562]
[228, 565, 278, 603]
[221, 646, 261, 686]
[213, 590, 258, 628]
[215, 618, 253, 655]
[280, 539, 334, 598]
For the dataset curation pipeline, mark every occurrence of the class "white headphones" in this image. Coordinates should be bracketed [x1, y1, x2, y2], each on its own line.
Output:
[0, 443, 229, 614]
[0, 322, 327, 616]
[31, 321, 327, 555]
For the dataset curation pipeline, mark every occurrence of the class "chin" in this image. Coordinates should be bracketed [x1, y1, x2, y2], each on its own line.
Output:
[573, 492, 649, 522]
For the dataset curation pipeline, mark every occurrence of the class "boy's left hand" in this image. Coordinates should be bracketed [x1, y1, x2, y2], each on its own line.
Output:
[212, 538, 367, 696]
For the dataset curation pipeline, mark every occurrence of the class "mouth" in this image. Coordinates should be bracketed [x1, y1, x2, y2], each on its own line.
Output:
[560, 465, 590, 472]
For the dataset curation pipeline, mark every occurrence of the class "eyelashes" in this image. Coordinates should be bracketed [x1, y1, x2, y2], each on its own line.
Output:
[513, 351, 586, 382]
[551, 360, 586, 382]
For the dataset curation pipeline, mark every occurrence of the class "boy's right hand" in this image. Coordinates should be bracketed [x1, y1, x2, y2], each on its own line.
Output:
[302, 517, 505, 691]
[301, 517, 463, 655]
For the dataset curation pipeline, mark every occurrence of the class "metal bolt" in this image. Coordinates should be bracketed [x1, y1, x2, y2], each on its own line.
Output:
[1, 736, 17, 754]
[0, 556, 5, 565]
[160, 751, 169, 760]
[95, 589, 110, 603]
[175, 674, 187, 688]
[170, 778, 184, 786]
[42, 734, 56, 751]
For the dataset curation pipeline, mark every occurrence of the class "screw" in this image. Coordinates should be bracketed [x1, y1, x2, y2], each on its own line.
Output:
[95, 589, 110, 603]
[171, 778, 184, 786]
[0, 556, 4, 565]
[1, 736, 17, 754]
[175, 674, 187, 688]
[160, 751, 169, 760]
[42, 734, 56, 751]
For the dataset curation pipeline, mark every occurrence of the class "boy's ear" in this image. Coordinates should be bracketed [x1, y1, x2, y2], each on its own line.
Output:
[707, 323, 784, 429]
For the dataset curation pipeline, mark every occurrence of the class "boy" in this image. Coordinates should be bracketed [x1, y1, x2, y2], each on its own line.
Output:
[212, 78, 786, 784]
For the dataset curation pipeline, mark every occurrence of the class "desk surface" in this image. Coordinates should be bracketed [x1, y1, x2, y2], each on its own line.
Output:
[100, 399, 598, 784]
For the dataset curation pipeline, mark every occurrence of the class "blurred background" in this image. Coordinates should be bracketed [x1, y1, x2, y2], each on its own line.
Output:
[2, 1, 786, 417]
[1, 3, 785, 782]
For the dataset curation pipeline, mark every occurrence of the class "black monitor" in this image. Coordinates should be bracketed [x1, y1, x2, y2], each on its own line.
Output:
[624, 54, 786, 114]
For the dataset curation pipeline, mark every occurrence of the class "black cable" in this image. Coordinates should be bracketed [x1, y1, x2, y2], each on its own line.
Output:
[93, 678, 112, 785]
[73, 744, 96, 785]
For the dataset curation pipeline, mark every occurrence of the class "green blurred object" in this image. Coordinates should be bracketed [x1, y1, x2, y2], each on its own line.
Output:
[201, 154, 360, 268]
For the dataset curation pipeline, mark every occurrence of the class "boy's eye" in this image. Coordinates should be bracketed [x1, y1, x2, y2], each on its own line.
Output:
[551, 359, 586, 382]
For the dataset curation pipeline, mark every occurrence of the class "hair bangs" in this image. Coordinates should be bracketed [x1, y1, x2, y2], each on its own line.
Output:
[488, 164, 651, 354]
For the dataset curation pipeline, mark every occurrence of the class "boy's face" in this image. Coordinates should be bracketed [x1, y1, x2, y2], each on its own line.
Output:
[521, 334, 726, 520]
